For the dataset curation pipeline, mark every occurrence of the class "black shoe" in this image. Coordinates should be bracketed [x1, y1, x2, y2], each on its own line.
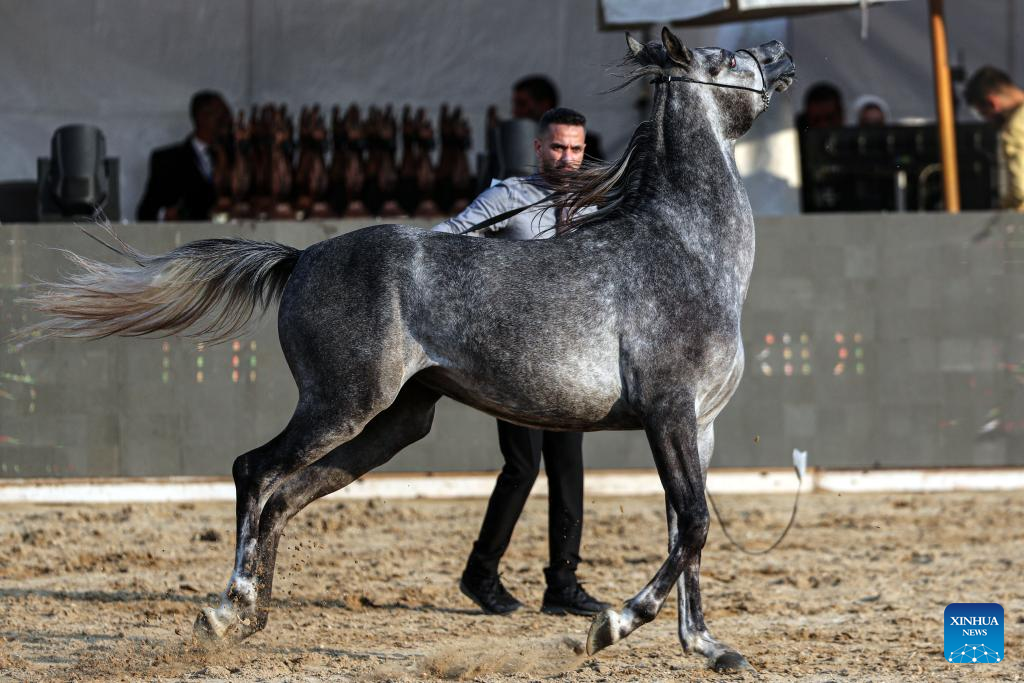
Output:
[541, 582, 611, 616]
[459, 572, 523, 615]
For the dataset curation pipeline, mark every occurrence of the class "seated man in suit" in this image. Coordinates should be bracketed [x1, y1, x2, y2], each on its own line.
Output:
[137, 90, 231, 221]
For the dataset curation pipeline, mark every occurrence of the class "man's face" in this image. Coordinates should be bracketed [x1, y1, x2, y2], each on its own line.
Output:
[512, 88, 553, 121]
[974, 91, 1016, 126]
[805, 100, 843, 128]
[195, 98, 232, 143]
[858, 105, 885, 127]
[534, 124, 585, 173]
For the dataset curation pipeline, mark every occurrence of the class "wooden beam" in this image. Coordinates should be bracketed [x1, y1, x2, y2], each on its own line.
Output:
[928, 0, 960, 213]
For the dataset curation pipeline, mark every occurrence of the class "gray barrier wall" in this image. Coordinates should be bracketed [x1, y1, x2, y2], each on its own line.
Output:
[2, 213, 1022, 478]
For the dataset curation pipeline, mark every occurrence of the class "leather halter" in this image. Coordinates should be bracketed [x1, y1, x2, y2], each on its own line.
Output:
[651, 49, 771, 111]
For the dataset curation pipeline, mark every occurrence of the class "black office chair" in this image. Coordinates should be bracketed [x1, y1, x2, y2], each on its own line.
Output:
[37, 124, 121, 221]
[477, 118, 539, 192]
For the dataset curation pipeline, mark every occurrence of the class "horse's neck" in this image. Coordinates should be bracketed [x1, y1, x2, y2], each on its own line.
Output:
[647, 87, 753, 238]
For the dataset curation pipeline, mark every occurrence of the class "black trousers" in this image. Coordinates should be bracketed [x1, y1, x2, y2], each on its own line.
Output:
[465, 419, 584, 589]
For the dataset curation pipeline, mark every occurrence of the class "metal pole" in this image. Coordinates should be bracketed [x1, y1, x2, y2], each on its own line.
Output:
[928, 0, 961, 212]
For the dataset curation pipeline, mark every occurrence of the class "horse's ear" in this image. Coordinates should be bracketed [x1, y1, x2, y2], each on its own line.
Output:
[661, 26, 693, 68]
[625, 32, 645, 59]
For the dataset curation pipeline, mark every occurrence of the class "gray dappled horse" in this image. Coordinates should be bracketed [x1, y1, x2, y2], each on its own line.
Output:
[21, 29, 794, 672]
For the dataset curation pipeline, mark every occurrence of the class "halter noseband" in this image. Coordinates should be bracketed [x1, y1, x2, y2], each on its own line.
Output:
[651, 49, 771, 111]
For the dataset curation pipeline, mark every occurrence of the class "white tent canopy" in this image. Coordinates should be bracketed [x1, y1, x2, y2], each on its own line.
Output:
[599, 0, 906, 28]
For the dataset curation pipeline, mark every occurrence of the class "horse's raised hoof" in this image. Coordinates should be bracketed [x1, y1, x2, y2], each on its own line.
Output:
[586, 608, 621, 655]
[711, 650, 753, 673]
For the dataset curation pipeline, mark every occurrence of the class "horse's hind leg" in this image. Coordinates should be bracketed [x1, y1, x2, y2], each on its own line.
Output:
[194, 379, 402, 642]
[248, 381, 441, 633]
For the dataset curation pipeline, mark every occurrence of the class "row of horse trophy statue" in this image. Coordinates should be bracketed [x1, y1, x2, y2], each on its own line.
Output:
[210, 104, 475, 220]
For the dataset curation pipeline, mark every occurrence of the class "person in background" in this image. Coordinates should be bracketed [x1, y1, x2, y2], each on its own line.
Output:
[965, 66, 1024, 211]
[513, 75, 604, 160]
[137, 90, 232, 221]
[433, 107, 609, 618]
[852, 94, 890, 127]
[797, 82, 844, 130]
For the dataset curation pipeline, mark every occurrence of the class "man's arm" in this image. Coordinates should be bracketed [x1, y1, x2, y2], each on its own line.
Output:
[1002, 109, 1024, 211]
[431, 183, 514, 235]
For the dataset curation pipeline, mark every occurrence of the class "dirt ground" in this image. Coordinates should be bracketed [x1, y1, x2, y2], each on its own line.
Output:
[0, 488, 1021, 682]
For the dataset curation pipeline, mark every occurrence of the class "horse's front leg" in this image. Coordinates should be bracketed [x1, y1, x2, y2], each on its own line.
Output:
[587, 408, 750, 672]
[586, 398, 706, 653]
[666, 424, 751, 671]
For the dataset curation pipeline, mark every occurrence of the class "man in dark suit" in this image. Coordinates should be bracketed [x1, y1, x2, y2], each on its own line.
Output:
[136, 91, 231, 221]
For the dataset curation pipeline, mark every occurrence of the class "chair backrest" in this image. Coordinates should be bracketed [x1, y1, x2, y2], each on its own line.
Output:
[492, 119, 538, 180]
[47, 124, 109, 214]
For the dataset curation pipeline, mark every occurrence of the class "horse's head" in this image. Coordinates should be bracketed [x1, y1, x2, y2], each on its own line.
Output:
[626, 27, 795, 140]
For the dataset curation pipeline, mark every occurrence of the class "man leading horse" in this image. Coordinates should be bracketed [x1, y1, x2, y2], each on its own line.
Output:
[433, 107, 609, 617]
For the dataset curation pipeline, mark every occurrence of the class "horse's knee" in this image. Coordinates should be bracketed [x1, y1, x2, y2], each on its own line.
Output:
[678, 510, 710, 549]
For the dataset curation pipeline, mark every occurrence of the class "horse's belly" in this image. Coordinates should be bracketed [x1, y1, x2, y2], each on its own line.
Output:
[415, 352, 632, 431]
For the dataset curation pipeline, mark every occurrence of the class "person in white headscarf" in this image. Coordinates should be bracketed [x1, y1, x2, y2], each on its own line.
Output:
[851, 94, 891, 127]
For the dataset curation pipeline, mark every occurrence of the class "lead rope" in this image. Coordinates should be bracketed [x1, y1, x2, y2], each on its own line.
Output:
[456, 191, 561, 235]
[705, 449, 807, 555]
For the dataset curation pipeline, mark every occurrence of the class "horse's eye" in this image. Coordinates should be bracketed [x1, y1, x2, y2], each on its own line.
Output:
[728, 56, 737, 69]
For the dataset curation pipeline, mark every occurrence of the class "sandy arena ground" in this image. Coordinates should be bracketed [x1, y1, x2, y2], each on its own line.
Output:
[0, 489, 1022, 682]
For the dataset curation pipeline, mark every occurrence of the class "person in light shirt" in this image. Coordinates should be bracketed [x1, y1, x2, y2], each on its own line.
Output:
[432, 107, 608, 617]
[966, 66, 1024, 212]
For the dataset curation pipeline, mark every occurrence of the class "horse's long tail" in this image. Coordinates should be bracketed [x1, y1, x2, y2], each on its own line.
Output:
[16, 228, 300, 344]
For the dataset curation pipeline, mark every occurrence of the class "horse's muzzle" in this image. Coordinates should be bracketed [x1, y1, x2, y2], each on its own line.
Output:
[761, 44, 796, 93]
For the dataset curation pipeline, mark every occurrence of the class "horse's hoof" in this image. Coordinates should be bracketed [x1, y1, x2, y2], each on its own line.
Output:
[586, 608, 621, 655]
[194, 607, 230, 642]
[192, 610, 225, 643]
[711, 650, 753, 673]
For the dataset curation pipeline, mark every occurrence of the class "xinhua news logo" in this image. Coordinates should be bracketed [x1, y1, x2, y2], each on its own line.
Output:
[945, 603, 1004, 663]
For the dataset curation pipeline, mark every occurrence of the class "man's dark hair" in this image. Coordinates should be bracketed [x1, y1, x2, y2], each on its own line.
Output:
[538, 107, 586, 133]
[190, 90, 226, 124]
[965, 66, 1015, 107]
[805, 82, 842, 108]
[514, 75, 559, 108]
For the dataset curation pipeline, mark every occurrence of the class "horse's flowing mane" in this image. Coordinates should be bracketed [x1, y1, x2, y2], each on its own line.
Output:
[548, 52, 665, 235]
[547, 121, 651, 234]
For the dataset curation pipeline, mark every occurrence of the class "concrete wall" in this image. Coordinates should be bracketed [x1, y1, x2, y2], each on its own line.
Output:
[2, 213, 1022, 478]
